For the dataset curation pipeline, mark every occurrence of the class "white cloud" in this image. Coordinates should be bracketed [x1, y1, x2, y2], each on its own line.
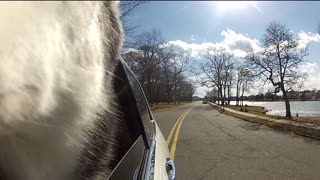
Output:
[122, 48, 140, 54]
[220, 29, 261, 55]
[194, 86, 211, 98]
[299, 62, 320, 90]
[297, 31, 320, 49]
[165, 29, 261, 58]
[124, 29, 320, 96]
[163, 40, 211, 57]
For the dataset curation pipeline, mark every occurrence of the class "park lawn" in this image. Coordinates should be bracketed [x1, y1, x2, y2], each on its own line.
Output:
[151, 102, 184, 111]
[226, 105, 320, 125]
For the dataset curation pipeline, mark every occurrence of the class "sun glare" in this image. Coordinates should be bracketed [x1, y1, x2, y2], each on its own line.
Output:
[215, 1, 259, 14]
[218, 1, 251, 9]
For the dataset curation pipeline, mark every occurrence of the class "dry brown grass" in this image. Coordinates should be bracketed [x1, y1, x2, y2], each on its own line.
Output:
[208, 103, 320, 139]
[293, 117, 320, 125]
[227, 105, 268, 115]
[151, 103, 184, 111]
[227, 105, 320, 125]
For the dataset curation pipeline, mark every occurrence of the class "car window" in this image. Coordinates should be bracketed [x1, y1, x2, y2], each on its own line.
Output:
[122, 60, 153, 145]
[108, 60, 153, 180]
[108, 136, 146, 180]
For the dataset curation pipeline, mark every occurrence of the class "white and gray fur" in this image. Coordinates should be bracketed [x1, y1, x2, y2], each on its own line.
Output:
[0, 1, 123, 180]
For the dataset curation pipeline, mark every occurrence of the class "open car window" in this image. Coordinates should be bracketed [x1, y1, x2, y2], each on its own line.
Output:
[108, 59, 154, 180]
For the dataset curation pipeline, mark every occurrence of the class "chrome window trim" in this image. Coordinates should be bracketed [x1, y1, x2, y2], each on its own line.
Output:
[143, 120, 156, 180]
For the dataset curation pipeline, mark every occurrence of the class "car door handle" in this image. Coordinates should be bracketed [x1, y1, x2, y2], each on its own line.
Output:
[166, 158, 176, 180]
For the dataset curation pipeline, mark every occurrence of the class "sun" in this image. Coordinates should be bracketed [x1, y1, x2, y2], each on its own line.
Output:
[215, 1, 258, 14]
[218, 1, 252, 10]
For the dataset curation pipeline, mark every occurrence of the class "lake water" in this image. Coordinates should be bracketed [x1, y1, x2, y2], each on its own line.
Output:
[229, 101, 320, 117]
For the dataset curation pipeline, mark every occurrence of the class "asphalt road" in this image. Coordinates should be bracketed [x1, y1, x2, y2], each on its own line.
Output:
[153, 101, 320, 180]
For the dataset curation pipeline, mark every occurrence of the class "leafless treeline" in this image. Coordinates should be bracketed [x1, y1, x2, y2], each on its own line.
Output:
[200, 49, 254, 107]
[201, 22, 308, 119]
[122, 29, 195, 105]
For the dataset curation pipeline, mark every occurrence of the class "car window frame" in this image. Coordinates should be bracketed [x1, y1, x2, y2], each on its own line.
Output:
[120, 58, 154, 147]
[119, 58, 157, 180]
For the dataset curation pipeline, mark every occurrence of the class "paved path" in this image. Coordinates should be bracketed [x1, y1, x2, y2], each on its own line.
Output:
[154, 101, 320, 180]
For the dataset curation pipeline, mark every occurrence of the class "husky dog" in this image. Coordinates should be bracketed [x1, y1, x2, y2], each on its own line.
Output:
[0, 1, 124, 180]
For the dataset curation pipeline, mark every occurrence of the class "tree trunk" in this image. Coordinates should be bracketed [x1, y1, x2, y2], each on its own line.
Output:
[173, 87, 177, 105]
[217, 89, 220, 105]
[284, 98, 292, 118]
[223, 85, 226, 106]
[281, 87, 292, 119]
[167, 90, 171, 104]
[178, 88, 181, 104]
[241, 83, 245, 106]
[220, 86, 224, 106]
[236, 80, 240, 106]
[228, 85, 231, 105]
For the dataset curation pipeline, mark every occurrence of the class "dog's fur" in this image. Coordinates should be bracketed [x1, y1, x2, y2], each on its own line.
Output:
[0, 2, 123, 180]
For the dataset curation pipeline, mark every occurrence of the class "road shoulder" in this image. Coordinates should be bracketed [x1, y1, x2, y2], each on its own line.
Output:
[208, 102, 320, 140]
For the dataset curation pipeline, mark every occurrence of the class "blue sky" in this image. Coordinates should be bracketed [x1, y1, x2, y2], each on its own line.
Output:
[127, 1, 320, 97]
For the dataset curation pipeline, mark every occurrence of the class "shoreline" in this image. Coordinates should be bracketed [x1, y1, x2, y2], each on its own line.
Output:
[208, 103, 320, 140]
[245, 99, 320, 102]
[226, 105, 320, 125]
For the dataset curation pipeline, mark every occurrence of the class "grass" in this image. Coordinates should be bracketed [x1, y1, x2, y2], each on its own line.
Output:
[226, 105, 320, 125]
[150, 102, 184, 111]
[227, 105, 268, 115]
[294, 117, 320, 125]
[208, 103, 320, 139]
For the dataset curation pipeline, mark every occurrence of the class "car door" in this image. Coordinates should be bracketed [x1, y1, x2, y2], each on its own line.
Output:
[108, 59, 175, 180]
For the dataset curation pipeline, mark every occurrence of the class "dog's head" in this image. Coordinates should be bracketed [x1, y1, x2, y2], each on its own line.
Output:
[0, 2, 122, 134]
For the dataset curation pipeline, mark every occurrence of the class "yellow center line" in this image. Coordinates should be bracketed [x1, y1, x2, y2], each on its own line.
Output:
[166, 110, 188, 145]
[170, 109, 191, 160]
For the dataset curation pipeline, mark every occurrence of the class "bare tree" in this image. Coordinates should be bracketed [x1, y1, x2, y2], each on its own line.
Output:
[238, 68, 254, 107]
[226, 70, 234, 105]
[200, 49, 233, 106]
[235, 64, 243, 106]
[205, 88, 218, 103]
[122, 29, 195, 105]
[179, 81, 196, 103]
[234, 61, 254, 106]
[160, 49, 191, 104]
[123, 29, 165, 105]
[246, 22, 308, 118]
[222, 57, 234, 105]
[120, 1, 145, 20]
[120, 1, 146, 48]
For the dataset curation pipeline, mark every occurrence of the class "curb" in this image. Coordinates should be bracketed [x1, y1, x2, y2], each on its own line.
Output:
[208, 102, 320, 140]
